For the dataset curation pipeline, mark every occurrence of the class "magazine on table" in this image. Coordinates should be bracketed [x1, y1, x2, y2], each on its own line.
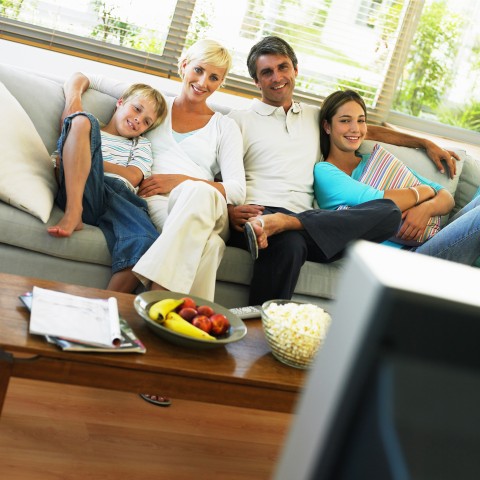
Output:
[21, 289, 146, 354]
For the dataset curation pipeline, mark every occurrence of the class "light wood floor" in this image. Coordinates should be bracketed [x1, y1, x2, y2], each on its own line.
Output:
[0, 378, 293, 480]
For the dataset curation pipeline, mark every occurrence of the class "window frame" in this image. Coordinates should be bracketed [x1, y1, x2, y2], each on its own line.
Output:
[1, 0, 479, 144]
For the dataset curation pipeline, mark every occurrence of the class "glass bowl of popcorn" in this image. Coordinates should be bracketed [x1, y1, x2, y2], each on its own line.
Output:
[261, 300, 332, 369]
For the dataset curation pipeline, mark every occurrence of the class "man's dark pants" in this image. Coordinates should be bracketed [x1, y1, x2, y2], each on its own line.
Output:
[227, 199, 401, 305]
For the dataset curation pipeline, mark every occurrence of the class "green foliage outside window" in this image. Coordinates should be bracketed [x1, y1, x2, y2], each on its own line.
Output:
[2, 0, 479, 136]
[186, 0, 213, 47]
[90, 1, 164, 54]
[0, 0, 23, 17]
[438, 101, 480, 132]
[393, 1, 470, 126]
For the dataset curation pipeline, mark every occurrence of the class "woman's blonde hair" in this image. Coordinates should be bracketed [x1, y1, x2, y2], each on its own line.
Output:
[177, 38, 232, 86]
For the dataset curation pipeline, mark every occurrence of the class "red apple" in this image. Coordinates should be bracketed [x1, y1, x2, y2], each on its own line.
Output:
[210, 313, 230, 336]
[192, 315, 212, 334]
[177, 307, 198, 322]
[197, 305, 215, 317]
[180, 297, 197, 310]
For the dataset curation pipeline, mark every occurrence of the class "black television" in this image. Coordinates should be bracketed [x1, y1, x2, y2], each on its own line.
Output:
[274, 240, 480, 480]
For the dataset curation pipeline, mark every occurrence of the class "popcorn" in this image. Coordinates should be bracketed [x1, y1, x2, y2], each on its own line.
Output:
[262, 301, 331, 368]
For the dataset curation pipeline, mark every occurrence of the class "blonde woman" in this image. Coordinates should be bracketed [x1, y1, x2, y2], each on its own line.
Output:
[64, 39, 246, 301]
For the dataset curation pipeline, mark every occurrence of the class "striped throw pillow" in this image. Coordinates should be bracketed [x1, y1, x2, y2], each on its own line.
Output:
[359, 143, 442, 245]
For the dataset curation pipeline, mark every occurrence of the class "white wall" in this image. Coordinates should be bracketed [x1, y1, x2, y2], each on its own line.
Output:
[0, 39, 252, 109]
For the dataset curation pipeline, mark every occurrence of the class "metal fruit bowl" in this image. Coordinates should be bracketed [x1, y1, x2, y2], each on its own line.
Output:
[134, 291, 247, 349]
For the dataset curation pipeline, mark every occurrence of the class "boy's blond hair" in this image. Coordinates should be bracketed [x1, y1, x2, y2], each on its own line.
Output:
[120, 83, 167, 131]
[178, 39, 232, 87]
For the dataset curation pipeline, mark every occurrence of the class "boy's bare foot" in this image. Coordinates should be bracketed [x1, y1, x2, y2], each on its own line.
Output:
[47, 217, 83, 238]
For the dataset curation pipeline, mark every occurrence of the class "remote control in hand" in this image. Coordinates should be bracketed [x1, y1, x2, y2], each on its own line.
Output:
[229, 305, 262, 319]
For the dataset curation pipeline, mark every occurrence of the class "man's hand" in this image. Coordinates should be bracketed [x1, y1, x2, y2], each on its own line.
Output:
[424, 140, 460, 179]
[228, 204, 265, 232]
[138, 173, 188, 197]
[365, 125, 460, 179]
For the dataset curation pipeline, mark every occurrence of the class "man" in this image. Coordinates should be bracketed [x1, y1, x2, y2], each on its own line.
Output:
[227, 36, 459, 305]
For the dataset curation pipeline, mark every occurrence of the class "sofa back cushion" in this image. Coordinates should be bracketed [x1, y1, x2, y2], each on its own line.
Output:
[0, 63, 119, 154]
[454, 152, 480, 215]
[0, 81, 58, 222]
[0, 63, 65, 154]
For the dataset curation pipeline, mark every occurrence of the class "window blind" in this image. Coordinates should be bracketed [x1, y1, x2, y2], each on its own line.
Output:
[189, 0, 421, 124]
[0, 0, 420, 125]
[0, 0, 193, 78]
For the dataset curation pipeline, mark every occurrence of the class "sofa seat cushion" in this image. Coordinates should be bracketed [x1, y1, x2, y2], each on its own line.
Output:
[0, 202, 111, 266]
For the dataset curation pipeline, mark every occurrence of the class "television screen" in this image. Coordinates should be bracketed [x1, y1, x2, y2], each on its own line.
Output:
[274, 240, 480, 480]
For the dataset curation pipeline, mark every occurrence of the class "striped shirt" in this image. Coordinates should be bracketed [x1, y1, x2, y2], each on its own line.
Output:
[101, 130, 153, 192]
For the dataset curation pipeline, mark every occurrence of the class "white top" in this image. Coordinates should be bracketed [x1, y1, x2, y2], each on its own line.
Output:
[87, 74, 246, 205]
[101, 130, 152, 192]
[228, 98, 321, 213]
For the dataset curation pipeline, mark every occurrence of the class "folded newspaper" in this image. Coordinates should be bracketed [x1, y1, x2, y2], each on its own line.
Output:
[23, 288, 145, 353]
[45, 318, 146, 353]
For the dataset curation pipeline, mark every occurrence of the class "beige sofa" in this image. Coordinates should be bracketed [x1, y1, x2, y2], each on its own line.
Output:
[0, 62, 479, 308]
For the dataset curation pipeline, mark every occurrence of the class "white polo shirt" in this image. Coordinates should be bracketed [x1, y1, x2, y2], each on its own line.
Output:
[229, 98, 321, 213]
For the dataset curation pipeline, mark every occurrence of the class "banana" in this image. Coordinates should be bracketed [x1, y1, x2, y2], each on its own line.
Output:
[164, 312, 216, 341]
[148, 298, 184, 322]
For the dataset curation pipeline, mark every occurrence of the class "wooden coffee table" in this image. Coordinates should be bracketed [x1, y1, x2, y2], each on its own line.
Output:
[0, 273, 305, 415]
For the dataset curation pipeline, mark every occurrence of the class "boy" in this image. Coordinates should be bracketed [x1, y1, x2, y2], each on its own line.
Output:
[48, 80, 167, 293]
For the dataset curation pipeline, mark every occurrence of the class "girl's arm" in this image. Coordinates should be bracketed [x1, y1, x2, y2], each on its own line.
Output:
[397, 189, 454, 241]
[314, 161, 454, 216]
[313, 162, 383, 209]
[383, 184, 437, 211]
[314, 156, 432, 211]
[384, 166, 454, 215]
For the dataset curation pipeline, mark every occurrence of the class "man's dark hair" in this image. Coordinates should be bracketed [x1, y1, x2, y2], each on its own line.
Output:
[247, 36, 298, 82]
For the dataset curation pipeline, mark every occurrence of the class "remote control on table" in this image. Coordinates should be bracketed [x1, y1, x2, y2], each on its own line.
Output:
[229, 305, 262, 319]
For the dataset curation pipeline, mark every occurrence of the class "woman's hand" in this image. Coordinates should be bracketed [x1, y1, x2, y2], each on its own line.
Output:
[138, 173, 189, 197]
[396, 203, 433, 242]
[228, 204, 265, 232]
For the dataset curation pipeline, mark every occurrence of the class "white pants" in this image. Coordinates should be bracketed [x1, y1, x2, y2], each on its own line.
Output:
[133, 180, 229, 301]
